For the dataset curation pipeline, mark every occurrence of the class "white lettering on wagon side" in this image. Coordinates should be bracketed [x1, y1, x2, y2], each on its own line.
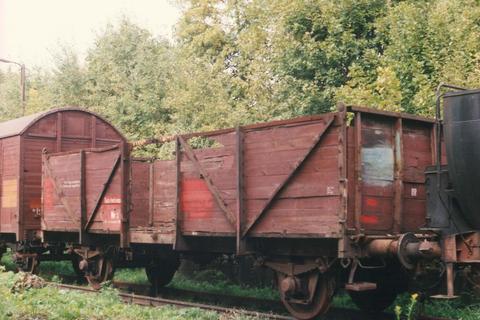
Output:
[62, 180, 80, 189]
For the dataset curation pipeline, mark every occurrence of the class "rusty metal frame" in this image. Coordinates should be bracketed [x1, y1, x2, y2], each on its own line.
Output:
[84, 153, 122, 231]
[178, 136, 237, 227]
[241, 115, 335, 237]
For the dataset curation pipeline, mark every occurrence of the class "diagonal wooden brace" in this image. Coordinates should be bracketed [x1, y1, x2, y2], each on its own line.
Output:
[84, 153, 122, 231]
[178, 136, 237, 227]
[241, 115, 335, 237]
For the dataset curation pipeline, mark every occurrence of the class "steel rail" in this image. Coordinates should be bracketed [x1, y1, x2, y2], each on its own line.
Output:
[49, 279, 455, 320]
[51, 282, 293, 320]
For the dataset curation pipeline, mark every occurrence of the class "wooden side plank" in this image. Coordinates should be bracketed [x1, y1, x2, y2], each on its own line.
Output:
[241, 114, 335, 237]
[84, 153, 121, 231]
[179, 136, 236, 227]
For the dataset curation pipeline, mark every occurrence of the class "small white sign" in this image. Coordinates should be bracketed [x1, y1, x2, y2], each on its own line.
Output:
[326, 186, 334, 195]
[411, 188, 417, 197]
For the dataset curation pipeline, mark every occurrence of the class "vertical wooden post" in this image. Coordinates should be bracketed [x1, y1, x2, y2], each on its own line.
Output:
[18, 136, 25, 241]
[56, 113, 63, 152]
[354, 112, 363, 235]
[148, 162, 154, 227]
[79, 150, 86, 244]
[174, 136, 187, 250]
[235, 127, 246, 255]
[337, 104, 349, 258]
[393, 118, 404, 233]
[90, 115, 97, 148]
[120, 145, 129, 248]
[446, 262, 455, 297]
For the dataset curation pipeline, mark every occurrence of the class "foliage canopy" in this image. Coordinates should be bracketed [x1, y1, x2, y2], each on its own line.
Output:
[1, 0, 480, 154]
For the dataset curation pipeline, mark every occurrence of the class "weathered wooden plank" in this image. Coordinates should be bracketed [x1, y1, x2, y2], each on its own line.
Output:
[84, 153, 121, 231]
[42, 154, 80, 225]
[242, 115, 334, 237]
[179, 136, 236, 227]
[393, 118, 404, 233]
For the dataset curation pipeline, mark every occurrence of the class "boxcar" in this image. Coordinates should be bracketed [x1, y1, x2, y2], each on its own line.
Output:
[0, 108, 128, 273]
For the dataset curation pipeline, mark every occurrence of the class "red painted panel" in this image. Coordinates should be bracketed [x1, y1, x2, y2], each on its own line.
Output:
[180, 143, 236, 234]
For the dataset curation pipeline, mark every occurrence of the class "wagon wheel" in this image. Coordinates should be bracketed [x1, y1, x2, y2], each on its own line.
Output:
[71, 255, 85, 277]
[348, 264, 406, 314]
[146, 258, 180, 291]
[277, 271, 335, 320]
[84, 256, 114, 290]
[15, 255, 40, 274]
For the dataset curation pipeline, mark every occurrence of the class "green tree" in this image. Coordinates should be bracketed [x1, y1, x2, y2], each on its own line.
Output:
[0, 68, 24, 120]
[338, 0, 480, 116]
[84, 19, 173, 140]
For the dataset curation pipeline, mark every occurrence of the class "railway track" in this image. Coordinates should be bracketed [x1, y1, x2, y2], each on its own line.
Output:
[48, 276, 455, 320]
[53, 282, 292, 320]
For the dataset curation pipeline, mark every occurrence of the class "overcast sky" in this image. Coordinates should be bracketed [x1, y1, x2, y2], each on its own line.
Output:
[0, 0, 181, 69]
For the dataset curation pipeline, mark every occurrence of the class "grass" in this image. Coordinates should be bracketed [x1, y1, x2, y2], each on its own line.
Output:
[3, 251, 480, 319]
[114, 268, 149, 284]
[115, 267, 279, 300]
[0, 268, 262, 320]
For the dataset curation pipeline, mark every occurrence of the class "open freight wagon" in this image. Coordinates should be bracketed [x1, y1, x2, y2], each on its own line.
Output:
[42, 105, 441, 318]
[130, 105, 437, 249]
[126, 105, 441, 319]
